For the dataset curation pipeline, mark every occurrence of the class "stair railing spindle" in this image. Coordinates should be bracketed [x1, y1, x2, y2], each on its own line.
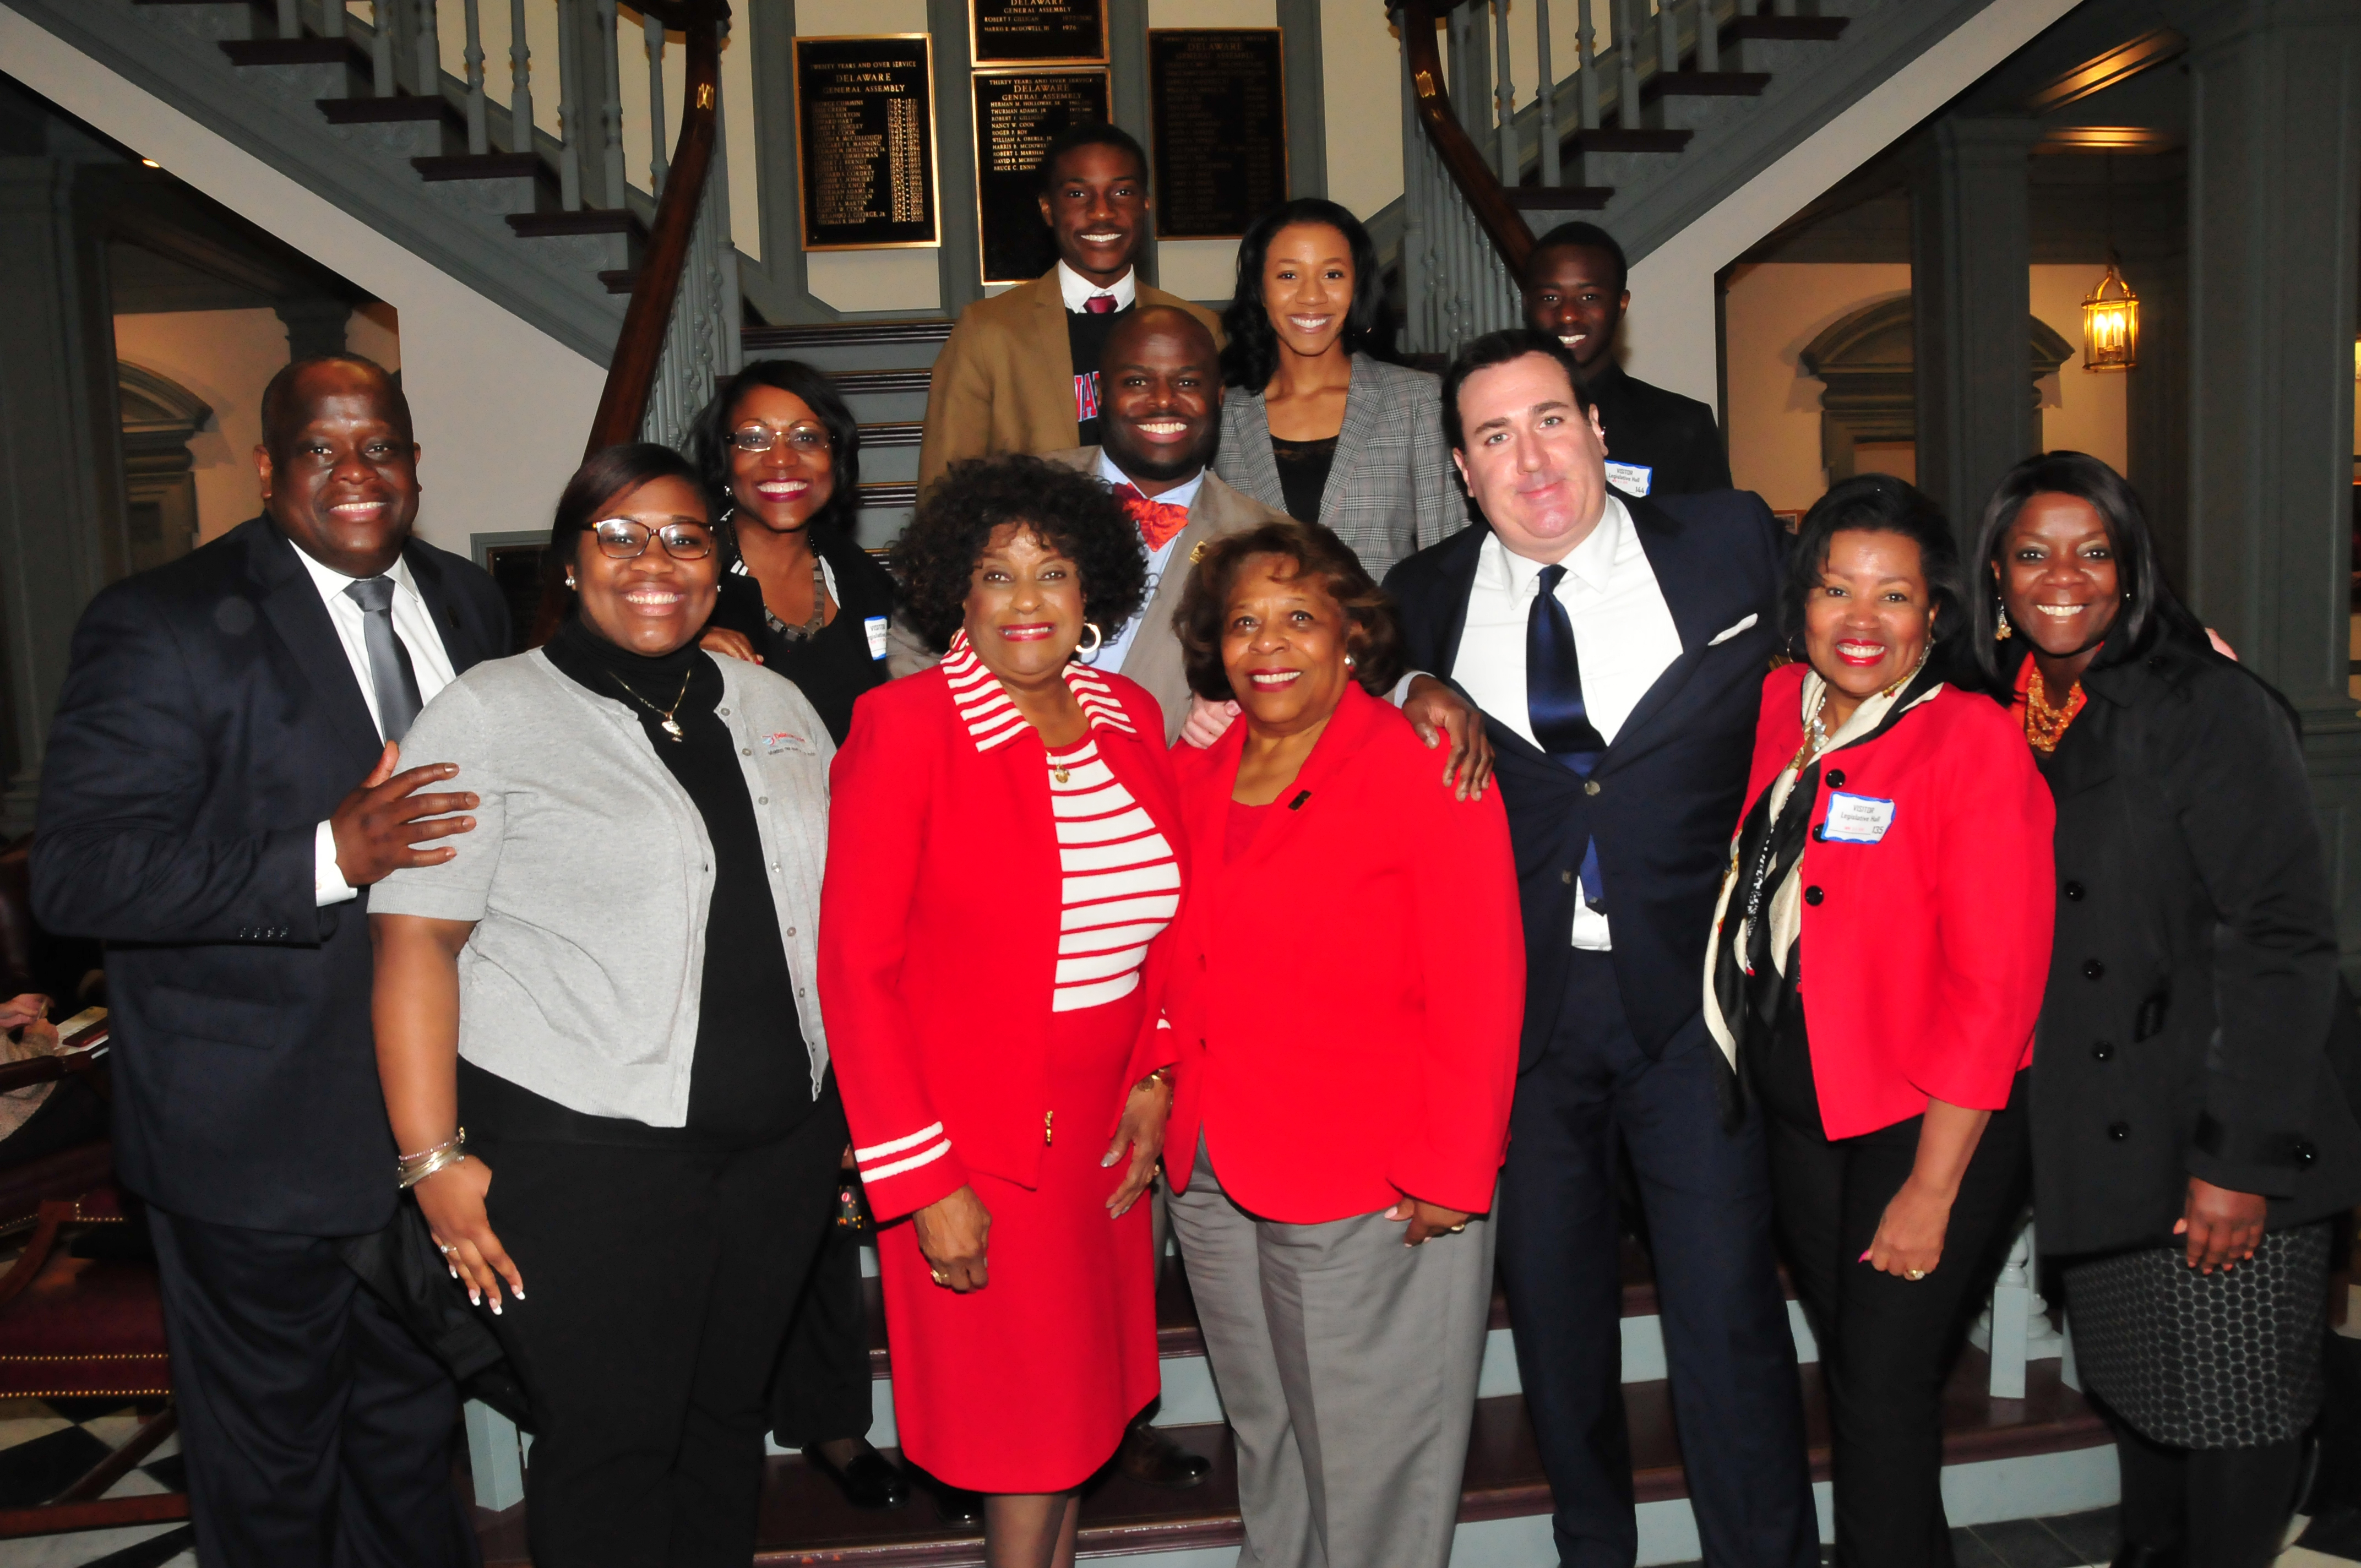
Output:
[1737, 0, 1757, 15]
[371, 2, 396, 94]
[596, 1, 625, 208]
[556, 0, 584, 210]
[321, 0, 346, 42]
[1773, 0, 1794, 15]
[1535, 0, 1558, 186]
[507, 0, 535, 155]
[1656, 0, 1678, 78]
[462, 0, 489, 154]
[1695, 0, 1718, 72]
[1491, 0, 1515, 185]
[1615, 0, 1640, 129]
[1395, 10, 1429, 353]
[645, 13, 670, 194]
[278, 0, 301, 39]
[1577, 0, 1599, 132]
[413, 0, 441, 100]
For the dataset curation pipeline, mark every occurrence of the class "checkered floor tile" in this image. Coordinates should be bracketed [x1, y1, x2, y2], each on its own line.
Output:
[0, 1395, 191, 1567]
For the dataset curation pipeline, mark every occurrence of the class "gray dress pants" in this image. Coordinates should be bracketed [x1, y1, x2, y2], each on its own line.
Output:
[1168, 1141, 1495, 1568]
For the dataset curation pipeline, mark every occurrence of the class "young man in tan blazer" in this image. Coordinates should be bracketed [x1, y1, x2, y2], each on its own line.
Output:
[917, 123, 1221, 493]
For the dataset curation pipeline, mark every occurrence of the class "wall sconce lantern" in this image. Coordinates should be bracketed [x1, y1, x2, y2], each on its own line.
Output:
[2081, 255, 2139, 372]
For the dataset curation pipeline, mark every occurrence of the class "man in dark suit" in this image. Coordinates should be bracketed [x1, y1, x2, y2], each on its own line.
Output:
[32, 356, 508, 1566]
[1384, 330, 1813, 1568]
[1524, 222, 1731, 499]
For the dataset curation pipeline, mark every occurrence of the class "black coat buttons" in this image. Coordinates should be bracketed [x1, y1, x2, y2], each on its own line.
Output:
[1825, 770, 1845, 789]
[1803, 886, 1824, 906]
[2108, 1121, 2130, 1141]
[2082, 959, 2106, 980]
[2091, 1040, 2114, 1061]
[2063, 881, 2086, 901]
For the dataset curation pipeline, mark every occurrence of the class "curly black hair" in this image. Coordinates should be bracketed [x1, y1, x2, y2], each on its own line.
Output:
[892, 455, 1149, 652]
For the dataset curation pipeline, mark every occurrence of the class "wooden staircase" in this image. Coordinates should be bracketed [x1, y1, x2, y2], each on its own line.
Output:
[469, 1239, 2115, 1567]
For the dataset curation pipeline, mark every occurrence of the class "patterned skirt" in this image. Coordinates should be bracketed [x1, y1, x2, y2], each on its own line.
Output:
[2062, 1221, 2332, 1448]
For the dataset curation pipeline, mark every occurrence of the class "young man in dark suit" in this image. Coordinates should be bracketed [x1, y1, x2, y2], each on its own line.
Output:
[1383, 331, 1813, 1568]
[1524, 222, 1732, 500]
[32, 356, 509, 1567]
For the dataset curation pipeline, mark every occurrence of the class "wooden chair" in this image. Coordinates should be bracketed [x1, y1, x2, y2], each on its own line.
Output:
[0, 1025, 183, 1540]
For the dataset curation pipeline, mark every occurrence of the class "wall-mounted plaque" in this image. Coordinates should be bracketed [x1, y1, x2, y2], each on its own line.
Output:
[971, 0, 1106, 67]
[795, 35, 940, 251]
[1148, 29, 1287, 241]
[973, 69, 1111, 285]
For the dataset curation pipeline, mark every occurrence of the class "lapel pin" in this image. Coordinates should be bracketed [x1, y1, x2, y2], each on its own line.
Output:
[1189, 540, 1209, 564]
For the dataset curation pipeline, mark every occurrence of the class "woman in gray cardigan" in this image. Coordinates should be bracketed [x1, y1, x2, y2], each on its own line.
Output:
[1213, 198, 1465, 575]
[371, 444, 841, 1568]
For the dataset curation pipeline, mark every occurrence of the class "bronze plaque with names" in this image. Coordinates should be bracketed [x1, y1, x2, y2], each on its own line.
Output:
[973, 68, 1111, 285]
[794, 35, 940, 251]
[971, 0, 1106, 67]
[1149, 29, 1287, 240]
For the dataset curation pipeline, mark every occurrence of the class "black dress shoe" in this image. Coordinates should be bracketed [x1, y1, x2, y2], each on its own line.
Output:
[2110, 1545, 2184, 1568]
[927, 1477, 983, 1526]
[807, 1441, 908, 1510]
[1117, 1420, 1210, 1489]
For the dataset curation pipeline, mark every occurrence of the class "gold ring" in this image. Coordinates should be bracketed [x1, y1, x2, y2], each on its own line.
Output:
[1449, 1224, 1467, 1233]
[931, 1269, 950, 1287]
[1906, 1268, 1927, 1281]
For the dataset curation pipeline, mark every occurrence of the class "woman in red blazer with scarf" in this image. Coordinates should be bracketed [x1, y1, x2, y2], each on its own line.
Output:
[1160, 521, 1523, 1568]
[820, 458, 1184, 1564]
[1703, 476, 2054, 1568]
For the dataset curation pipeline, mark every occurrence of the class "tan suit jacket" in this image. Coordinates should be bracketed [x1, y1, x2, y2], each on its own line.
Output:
[917, 271, 1224, 493]
[1042, 446, 1287, 742]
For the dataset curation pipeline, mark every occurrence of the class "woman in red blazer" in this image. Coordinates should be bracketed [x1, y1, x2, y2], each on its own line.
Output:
[1702, 476, 2054, 1567]
[1160, 521, 1523, 1568]
[820, 458, 1184, 1562]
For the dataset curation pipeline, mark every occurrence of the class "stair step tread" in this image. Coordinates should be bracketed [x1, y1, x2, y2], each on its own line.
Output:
[471, 1355, 2103, 1565]
[744, 320, 955, 352]
[319, 95, 450, 124]
[860, 422, 922, 449]
[1505, 186, 1615, 210]
[1562, 128, 1693, 154]
[829, 369, 935, 398]
[220, 37, 364, 68]
[1646, 70, 1772, 100]
[851, 1238, 1713, 1379]
[507, 210, 640, 237]
[1723, 17, 1847, 43]
[414, 152, 540, 182]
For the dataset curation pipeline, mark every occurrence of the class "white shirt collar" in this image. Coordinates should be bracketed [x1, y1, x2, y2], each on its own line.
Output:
[290, 535, 419, 606]
[1095, 447, 1204, 517]
[1482, 492, 1635, 600]
[1057, 259, 1136, 314]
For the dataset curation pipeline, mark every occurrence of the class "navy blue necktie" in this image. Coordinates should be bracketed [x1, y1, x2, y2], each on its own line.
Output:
[1527, 563, 1608, 910]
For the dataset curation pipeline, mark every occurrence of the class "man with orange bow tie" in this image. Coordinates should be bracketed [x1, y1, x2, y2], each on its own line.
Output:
[1045, 307, 1493, 793]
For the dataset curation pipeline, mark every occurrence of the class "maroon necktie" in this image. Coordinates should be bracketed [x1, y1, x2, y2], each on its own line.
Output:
[1084, 295, 1118, 314]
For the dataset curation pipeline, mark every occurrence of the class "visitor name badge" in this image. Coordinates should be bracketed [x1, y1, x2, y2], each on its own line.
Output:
[1820, 791, 1896, 845]
[1604, 460, 1653, 497]
[864, 615, 890, 661]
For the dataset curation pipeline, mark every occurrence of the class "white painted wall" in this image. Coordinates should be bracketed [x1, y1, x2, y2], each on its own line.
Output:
[3, 8, 603, 560]
[1622, 0, 2084, 407]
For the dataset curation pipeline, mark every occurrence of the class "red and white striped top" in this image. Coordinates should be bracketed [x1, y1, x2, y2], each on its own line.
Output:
[1047, 737, 1179, 1012]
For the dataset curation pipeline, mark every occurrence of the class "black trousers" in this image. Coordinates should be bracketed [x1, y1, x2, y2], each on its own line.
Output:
[2109, 1408, 2304, 1568]
[476, 1097, 844, 1568]
[147, 1206, 478, 1568]
[770, 1208, 874, 1447]
[1498, 950, 1818, 1568]
[1753, 1030, 2031, 1568]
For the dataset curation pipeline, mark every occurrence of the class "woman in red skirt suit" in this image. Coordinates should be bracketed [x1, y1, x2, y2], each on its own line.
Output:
[820, 456, 1185, 1565]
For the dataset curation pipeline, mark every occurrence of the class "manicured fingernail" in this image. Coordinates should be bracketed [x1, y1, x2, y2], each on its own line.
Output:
[491, 1299, 501, 1315]
[448, 1266, 459, 1280]
[1858, 1249, 1872, 1262]
[512, 1287, 525, 1299]
[469, 1289, 481, 1306]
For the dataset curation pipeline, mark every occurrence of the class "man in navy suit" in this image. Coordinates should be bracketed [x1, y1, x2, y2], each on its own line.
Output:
[1384, 330, 1814, 1568]
[34, 357, 507, 1566]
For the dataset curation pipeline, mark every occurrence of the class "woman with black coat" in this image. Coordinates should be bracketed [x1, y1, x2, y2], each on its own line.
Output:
[1970, 451, 2361, 1568]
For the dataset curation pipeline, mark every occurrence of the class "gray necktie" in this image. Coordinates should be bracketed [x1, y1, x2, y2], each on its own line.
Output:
[343, 576, 423, 741]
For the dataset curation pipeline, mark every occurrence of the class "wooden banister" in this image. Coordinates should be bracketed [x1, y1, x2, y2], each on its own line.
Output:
[1399, 0, 1534, 281]
[583, 0, 728, 458]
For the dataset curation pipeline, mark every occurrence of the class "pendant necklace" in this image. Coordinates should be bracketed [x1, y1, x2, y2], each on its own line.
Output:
[607, 668, 694, 741]
[761, 556, 829, 641]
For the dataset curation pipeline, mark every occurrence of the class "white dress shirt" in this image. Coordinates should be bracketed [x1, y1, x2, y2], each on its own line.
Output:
[1079, 449, 1200, 676]
[293, 546, 459, 908]
[1057, 259, 1137, 314]
[1452, 494, 1683, 950]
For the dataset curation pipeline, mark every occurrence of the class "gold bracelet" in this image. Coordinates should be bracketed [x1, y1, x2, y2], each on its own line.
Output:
[1136, 1066, 1173, 1092]
[396, 1129, 466, 1189]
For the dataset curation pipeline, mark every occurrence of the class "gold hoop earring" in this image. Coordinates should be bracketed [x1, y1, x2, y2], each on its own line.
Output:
[1073, 622, 1104, 658]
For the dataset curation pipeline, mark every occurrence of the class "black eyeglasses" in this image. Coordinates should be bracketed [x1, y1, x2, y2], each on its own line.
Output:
[590, 518, 714, 560]
[728, 423, 830, 455]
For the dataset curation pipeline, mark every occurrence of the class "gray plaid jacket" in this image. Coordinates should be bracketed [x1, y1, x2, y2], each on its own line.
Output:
[1212, 353, 1468, 576]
